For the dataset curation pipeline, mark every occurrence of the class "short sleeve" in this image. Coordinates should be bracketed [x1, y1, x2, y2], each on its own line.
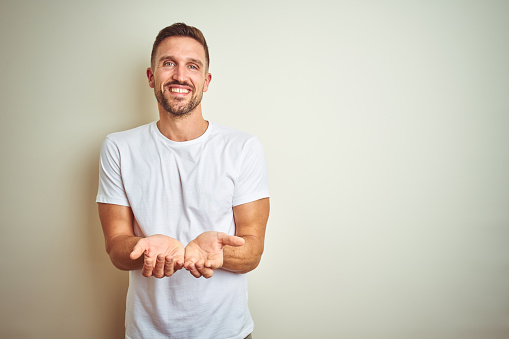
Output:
[232, 137, 270, 206]
[96, 137, 130, 206]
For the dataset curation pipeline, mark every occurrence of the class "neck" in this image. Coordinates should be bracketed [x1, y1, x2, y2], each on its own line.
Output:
[157, 105, 208, 142]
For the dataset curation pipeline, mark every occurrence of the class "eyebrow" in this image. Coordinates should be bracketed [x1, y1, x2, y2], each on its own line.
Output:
[158, 55, 204, 67]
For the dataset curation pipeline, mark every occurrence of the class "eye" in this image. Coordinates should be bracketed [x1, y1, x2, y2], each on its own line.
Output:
[188, 64, 198, 70]
[163, 61, 174, 67]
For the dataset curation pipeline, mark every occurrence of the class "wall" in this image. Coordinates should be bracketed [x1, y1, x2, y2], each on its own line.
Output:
[1, 1, 508, 338]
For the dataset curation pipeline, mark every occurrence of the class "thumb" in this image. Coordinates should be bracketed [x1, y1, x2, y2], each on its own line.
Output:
[130, 239, 147, 260]
[218, 233, 245, 247]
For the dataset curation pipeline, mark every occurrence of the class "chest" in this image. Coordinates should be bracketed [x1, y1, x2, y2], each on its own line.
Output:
[121, 143, 238, 215]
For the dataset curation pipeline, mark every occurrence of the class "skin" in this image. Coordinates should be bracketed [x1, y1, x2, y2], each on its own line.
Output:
[146, 36, 212, 142]
[98, 36, 270, 279]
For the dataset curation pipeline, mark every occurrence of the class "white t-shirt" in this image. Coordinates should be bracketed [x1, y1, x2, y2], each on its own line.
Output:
[96, 121, 270, 339]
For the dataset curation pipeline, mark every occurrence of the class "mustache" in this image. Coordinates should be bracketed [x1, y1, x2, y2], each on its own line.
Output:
[165, 80, 194, 89]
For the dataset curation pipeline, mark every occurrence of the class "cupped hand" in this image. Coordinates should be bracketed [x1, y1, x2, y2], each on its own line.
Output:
[130, 234, 185, 278]
[184, 231, 245, 279]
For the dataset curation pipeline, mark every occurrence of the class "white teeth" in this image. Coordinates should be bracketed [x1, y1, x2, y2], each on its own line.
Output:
[170, 88, 189, 93]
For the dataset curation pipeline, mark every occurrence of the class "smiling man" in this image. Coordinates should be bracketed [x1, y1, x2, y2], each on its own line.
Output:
[96, 23, 270, 339]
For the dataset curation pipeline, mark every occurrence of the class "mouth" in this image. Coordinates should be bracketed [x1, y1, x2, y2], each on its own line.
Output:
[166, 82, 193, 96]
[169, 87, 190, 94]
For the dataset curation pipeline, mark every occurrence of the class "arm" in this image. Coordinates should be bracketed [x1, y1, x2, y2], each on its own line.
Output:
[184, 198, 270, 278]
[223, 197, 270, 273]
[98, 203, 184, 277]
[98, 203, 142, 270]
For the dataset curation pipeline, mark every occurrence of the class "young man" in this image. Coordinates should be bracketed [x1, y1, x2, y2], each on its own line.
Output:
[96, 23, 270, 339]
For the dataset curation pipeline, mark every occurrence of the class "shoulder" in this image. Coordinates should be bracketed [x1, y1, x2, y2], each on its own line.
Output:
[209, 122, 260, 147]
[104, 122, 154, 145]
[208, 123, 266, 165]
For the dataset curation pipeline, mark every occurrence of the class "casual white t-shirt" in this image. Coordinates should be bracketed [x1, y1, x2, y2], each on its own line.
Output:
[96, 121, 270, 339]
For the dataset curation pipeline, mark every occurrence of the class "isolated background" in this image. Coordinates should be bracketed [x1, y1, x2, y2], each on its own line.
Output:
[1, 1, 508, 338]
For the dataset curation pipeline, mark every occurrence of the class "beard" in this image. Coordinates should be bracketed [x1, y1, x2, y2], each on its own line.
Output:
[155, 81, 203, 117]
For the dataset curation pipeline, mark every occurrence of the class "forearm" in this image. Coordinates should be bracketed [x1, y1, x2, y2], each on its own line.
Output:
[222, 235, 264, 274]
[107, 234, 144, 271]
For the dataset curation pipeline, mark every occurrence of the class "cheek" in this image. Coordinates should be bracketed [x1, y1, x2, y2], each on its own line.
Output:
[155, 76, 166, 90]
[202, 79, 209, 92]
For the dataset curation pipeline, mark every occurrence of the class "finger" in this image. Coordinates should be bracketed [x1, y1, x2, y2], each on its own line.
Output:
[189, 267, 202, 278]
[173, 255, 185, 271]
[194, 259, 205, 270]
[130, 239, 147, 260]
[184, 257, 196, 271]
[218, 233, 245, 247]
[185, 260, 202, 278]
[198, 267, 214, 279]
[153, 254, 165, 278]
[164, 257, 174, 277]
[185, 261, 197, 272]
[142, 256, 154, 277]
[204, 258, 222, 270]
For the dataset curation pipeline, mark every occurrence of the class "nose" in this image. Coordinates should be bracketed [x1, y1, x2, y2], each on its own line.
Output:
[172, 64, 186, 83]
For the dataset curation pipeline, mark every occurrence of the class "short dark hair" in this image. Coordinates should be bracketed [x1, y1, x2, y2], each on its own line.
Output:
[151, 23, 209, 70]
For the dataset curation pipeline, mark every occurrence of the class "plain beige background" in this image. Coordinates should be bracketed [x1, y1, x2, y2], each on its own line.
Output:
[1, 1, 508, 338]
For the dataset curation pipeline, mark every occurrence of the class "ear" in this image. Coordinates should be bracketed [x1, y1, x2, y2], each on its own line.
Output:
[146, 67, 155, 88]
[202, 73, 212, 93]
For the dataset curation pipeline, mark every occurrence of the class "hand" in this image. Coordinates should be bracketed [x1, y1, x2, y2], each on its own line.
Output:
[130, 234, 185, 278]
[184, 231, 245, 278]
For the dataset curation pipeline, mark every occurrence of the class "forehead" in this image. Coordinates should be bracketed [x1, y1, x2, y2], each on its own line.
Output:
[155, 36, 206, 63]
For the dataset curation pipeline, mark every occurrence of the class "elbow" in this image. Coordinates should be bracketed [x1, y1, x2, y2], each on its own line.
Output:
[104, 241, 113, 257]
[238, 250, 263, 274]
[110, 259, 130, 271]
[105, 240, 130, 271]
[108, 251, 132, 271]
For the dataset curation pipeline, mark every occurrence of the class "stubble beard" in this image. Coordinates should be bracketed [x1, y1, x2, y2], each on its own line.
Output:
[155, 85, 203, 118]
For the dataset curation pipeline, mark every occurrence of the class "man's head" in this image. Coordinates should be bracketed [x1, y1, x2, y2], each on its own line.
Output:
[151, 23, 210, 71]
[147, 23, 212, 118]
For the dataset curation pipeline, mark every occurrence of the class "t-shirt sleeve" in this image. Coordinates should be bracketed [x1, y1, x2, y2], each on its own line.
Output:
[96, 137, 130, 206]
[232, 136, 270, 207]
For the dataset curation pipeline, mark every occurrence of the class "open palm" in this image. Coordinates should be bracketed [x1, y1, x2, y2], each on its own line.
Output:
[184, 231, 244, 278]
[131, 234, 185, 278]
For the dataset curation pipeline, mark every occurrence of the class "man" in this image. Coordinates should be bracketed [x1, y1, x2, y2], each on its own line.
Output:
[96, 23, 270, 339]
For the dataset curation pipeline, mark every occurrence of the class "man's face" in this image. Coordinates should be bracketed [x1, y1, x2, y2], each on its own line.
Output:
[147, 36, 211, 117]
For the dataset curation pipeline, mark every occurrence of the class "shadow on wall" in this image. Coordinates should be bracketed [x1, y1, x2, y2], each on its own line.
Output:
[83, 64, 156, 338]
[85, 148, 128, 338]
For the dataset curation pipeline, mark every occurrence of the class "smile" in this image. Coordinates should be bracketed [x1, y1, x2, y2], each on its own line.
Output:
[170, 88, 190, 93]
